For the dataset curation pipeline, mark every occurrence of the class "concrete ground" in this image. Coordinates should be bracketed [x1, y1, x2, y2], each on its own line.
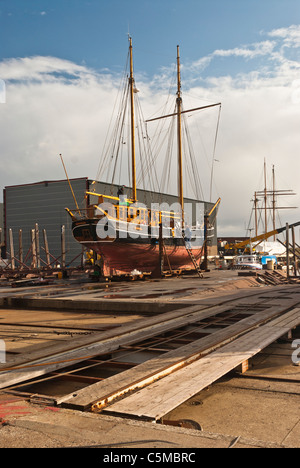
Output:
[0, 393, 290, 448]
[1, 340, 299, 449]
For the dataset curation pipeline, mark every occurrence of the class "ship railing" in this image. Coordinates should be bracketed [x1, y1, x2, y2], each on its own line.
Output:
[67, 190, 183, 226]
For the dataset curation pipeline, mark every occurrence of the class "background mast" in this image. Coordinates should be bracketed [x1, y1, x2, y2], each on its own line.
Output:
[176, 45, 184, 223]
[129, 37, 137, 202]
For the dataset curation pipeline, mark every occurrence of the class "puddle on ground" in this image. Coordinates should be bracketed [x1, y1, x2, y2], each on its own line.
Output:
[103, 294, 133, 299]
[99, 287, 199, 300]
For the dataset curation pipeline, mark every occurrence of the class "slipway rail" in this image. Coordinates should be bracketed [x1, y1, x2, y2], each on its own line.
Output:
[102, 307, 300, 421]
[0, 283, 299, 422]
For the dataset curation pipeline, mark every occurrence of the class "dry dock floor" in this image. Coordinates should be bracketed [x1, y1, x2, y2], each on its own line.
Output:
[0, 269, 299, 448]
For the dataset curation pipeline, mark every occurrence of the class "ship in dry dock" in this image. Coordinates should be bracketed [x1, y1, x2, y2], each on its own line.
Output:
[66, 38, 221, 276]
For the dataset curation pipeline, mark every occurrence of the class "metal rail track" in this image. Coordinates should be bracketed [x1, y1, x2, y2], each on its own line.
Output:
[1, 285, 299, 417]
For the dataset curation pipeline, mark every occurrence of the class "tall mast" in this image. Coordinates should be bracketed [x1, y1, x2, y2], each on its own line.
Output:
[264, 158, 267, 235]
[129, 37, 137, 202]
[145, 45, 220, 225]
[176, 45, 184, 222]
[272, 164, 276, 240]
[254, 191, 258, 237]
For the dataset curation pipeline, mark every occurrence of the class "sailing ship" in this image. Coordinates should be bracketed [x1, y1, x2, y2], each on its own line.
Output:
[66, 38, 221, 277]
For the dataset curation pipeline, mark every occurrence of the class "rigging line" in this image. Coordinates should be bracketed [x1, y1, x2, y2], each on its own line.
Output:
[109, 109, 127, 186]
[184, 91, 222, 103]
[188, 109, 213, 179]
[115, 109, 127, 190]
[146, 102, 222, 123]
[165, 127, 175, 196]
[139, 117, 172, 185]
[181, 136, 195, 200]
[97, 72, 129, 183]
[134, 96, 150, 191]
[95, 52, 130, 183]
[183, 112, 202, 200]
[126, 102, 132, 189]
[137, 68, 178, 192]
[135, 112, 147, 194]
[209, 104, 221, 202]
[246, 206, 254, 236]
[109, 79, 131, 187]
[145, 64, 177, 122]
[99, 75, 131, 188]
[257, 206, 264, 233]
[181, 116, 196, 199]
[135, 96, 161, 195]
[137, 104, 175, 192]
[159, 109, 176, 196]
[143, 125, 160, 196]
[144, 65, 176, 147]
[139, 137, 155, 195]
[144, 100, 174, 166]
[182, 111, 204, 201]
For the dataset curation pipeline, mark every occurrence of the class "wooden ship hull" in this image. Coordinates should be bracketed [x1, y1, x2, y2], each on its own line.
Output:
[72, 218, 205, 276]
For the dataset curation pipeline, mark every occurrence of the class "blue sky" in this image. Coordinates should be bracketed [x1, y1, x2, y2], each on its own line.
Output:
[1, 0, 300, 237]
[2, 0, 300, 75]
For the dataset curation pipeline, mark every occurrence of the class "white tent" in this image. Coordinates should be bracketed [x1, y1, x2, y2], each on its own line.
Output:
[255, 241, 286, 256]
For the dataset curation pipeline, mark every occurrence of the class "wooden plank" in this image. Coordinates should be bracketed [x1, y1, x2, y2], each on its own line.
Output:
[0, 302, 205, 370]
[60, 305, 290, 410]
[0, 301, 254, 389]
[1, 286, 299, 391]
[103, 308, 300, 421]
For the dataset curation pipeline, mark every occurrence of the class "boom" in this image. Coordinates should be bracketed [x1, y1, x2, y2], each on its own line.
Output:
[224, 221, 300, 250]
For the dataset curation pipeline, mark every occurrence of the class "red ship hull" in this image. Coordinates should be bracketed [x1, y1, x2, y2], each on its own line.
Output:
[72, 218, 205, 276]
[84, 240, 203, 276]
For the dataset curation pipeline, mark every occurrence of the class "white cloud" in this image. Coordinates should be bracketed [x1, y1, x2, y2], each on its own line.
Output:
[0, 78, 5, 103]
[0, 56, 119, 192]
[268, 24, 300, 47]
[187, 40, 276, 77]
[0, 56, 94, 82]
[213, 40, 275, 59]
[1, 25, 300, 239]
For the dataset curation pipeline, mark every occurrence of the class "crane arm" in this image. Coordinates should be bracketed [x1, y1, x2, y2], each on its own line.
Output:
[224, 221, 300, 250]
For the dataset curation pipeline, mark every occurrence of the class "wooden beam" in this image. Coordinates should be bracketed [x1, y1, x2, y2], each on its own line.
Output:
[103, 308, 300, 421]
[8, 229, 15, 270]
[1, 288, 299, 393]
[18, 229, 23, 266]
[60, 305, 294, 410]
[43, 229, 51, 267]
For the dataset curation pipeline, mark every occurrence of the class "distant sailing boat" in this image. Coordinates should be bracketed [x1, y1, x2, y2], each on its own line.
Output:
[224, 161, 299, 256]
[66, 38, 221, 276]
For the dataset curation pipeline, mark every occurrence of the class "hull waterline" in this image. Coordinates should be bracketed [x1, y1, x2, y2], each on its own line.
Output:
[72, 220, 204, 276]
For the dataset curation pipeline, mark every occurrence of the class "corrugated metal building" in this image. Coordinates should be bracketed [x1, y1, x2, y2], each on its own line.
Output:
[0, 203, 4, 258]
[3, 178, 89, 267]
[0, 203, 3, 231]
[3, 178, 218, 268]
